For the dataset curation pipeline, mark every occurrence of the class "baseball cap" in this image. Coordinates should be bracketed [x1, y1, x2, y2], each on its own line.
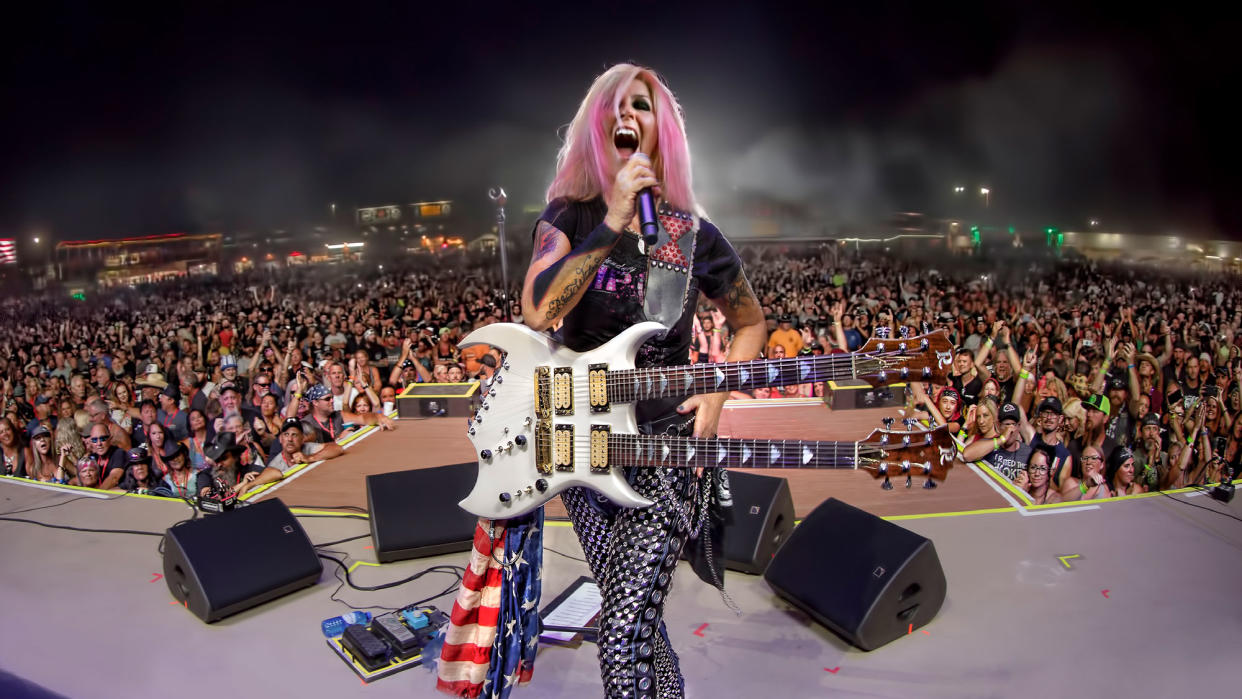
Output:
[1140, 413, 1161, 428]
[30, 425, 51, 439]
[998, 402, 1021, 424]
[280, 417, 305, 435]
[1037, 397, 1063, 415]
[1083, 394, 1111, 414]
[218, 382, 241, 396]
[778, 314, 793, 324]
[221, 355, 238, 370]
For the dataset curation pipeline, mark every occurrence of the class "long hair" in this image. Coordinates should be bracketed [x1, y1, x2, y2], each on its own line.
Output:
[547, 63, 703, 217]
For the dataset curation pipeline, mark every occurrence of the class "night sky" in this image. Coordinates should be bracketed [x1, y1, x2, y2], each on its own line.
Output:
[3, 2, 1239, 241]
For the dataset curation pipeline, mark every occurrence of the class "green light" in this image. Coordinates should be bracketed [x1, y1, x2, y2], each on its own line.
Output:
[1056, 232, 1064, 247]
[72, 292, 86, 301]
[1008, 226, 1016, 234]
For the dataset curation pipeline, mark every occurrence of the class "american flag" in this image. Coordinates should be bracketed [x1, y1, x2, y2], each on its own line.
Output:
[0, 239, 16, 265]
[437, 511, 543, 698]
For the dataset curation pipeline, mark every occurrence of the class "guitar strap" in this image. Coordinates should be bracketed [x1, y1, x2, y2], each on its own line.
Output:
[641, 204, 699, 331]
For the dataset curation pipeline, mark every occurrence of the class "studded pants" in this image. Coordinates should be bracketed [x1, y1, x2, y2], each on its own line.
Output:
[561, 463, 694, 699]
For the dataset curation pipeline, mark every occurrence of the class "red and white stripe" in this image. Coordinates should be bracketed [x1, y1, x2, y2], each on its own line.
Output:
[437, 519, 507, 697]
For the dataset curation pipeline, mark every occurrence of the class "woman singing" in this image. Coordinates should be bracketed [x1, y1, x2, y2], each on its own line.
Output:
[518, 63, 766, 698]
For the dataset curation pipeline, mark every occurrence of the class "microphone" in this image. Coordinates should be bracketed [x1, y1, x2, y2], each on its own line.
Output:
[637, 188, 659, 248]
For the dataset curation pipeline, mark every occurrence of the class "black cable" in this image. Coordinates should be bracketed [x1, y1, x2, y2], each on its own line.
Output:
[314, 532, 370, 548]
[0, 516, 164, 537]
[288, 504, 369, 513]
[295, 512, 369, 521]
[545, 546, 587, 564]
[1159, 488, 1242, 524]
[317, 552, 464, 592]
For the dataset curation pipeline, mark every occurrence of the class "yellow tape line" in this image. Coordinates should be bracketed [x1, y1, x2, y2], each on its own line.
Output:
[973, 459, 1036, 504]
[347, 560, 383, 574]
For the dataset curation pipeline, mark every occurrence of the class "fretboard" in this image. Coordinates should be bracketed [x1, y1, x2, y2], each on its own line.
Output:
[606, 433, 869, 471]
[606, 355, 895, 403]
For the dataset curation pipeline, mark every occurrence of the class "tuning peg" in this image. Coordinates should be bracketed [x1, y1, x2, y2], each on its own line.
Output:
[905, 475, 913, 488]
[923, 477, 938, 489]
[882, 417, 895, 429]
[903, 418, 915, 428]
[881, 475, 893, 491]
[921, 367, 932, 378]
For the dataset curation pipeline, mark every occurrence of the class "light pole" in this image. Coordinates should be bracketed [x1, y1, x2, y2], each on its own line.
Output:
[979, 187, 990, 208]
[953, 186, 965, 194]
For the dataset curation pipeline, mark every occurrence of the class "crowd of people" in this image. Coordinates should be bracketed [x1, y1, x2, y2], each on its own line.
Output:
[687, 243, 1241, 501]
[2, 244, 1239, 503]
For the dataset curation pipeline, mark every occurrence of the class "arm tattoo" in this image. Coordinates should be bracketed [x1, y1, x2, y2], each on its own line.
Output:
[532, 221, 561, 262]
[723, 271, 757, 312]
[530, 222, 620, 321]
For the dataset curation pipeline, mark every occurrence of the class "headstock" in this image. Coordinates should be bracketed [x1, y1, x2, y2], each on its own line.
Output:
[854, 331, 954, 388]
[857, 419, 958, 483]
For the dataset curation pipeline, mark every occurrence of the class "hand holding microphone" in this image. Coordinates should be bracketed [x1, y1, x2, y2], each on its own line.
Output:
[604, 152, 660, 239]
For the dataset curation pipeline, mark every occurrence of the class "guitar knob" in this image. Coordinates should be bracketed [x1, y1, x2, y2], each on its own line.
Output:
[468, 427, 476, 436]
[481, 449, 493, 460]
[483, 403, 490, 411]
[535, 478, 548, 492]
[922, 367, 932, 378]
[515, 435, 527, 446]
[498, 492, 511, 503]
[495, 376, 503, 384]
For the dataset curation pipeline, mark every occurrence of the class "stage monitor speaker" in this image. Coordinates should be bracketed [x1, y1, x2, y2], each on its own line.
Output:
[367, 463, 478, 563]
[719, 471, 795, 575]
[763, 497, 946, 650]
[162, 498, 320, 623]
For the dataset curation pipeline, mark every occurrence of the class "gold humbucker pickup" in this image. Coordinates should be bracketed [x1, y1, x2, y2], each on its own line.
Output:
[589, 425, 610, 473]
[534, 421, 553, 475]
[553, 424, 574, 472]
[553, 367, 573, 416]
[534, 366, 551, 420]
[588, 363, 609, 414]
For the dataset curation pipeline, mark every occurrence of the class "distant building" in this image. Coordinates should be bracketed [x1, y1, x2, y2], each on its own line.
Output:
[54, 233, 222, 289]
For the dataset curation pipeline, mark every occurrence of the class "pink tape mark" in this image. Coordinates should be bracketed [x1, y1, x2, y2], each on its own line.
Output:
[692, 623, 708, 637]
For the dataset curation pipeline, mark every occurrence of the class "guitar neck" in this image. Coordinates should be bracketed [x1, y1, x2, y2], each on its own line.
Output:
[607, 355, 889, 403]
[606, 433, 863, 471]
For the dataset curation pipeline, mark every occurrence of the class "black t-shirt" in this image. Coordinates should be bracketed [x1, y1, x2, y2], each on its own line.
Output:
[537, 197, 743, 423]
[1105, 411, 1134, 447]
[951, 373, 983, 407]
[85, 447, 128, 481]
[1068, 435, 1120, 476]
[996, 377, 1017, 405]
[302, 412, 346, 443]
[984, 442, 1034, 482]
[1031, 434, 1075, 487]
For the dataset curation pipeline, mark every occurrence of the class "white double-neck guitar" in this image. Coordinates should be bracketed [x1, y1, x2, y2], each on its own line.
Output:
[456, 322, 955, 519]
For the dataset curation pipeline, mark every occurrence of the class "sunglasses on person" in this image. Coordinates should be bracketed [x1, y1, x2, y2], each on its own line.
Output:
[87, 436, 108, 444]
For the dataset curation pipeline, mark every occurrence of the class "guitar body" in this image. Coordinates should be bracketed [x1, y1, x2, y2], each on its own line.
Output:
[457, 321, 668, 519]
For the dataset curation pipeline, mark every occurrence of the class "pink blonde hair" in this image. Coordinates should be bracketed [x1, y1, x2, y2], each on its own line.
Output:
[546, 63, 703, 217]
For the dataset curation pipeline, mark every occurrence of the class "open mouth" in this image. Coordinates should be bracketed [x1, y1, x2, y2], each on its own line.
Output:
[613, 126, 639, 159]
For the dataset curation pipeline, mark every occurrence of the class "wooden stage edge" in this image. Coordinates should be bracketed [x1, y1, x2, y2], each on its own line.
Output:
[255, 399, 1008, 520]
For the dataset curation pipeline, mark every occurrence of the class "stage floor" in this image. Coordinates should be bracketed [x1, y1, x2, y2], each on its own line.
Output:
[0, 476, 1239, 698]
[252, 399, 1009, 519]
[1, 398, 1239, 698]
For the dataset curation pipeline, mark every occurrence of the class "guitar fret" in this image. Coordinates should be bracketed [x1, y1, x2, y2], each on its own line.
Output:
[607, 433, 865, 471]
